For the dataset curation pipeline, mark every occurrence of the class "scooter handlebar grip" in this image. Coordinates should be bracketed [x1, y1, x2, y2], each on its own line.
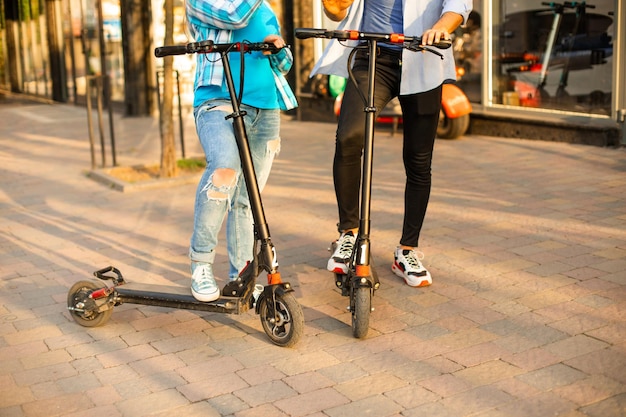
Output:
[154, 45, 189, 57]
[431, 39, 452, 49]
[295, 28, 331, 39]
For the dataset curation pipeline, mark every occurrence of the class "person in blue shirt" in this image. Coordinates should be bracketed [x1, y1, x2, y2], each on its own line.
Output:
[186, 0, 297, 302]
[314, 0, 471, 288]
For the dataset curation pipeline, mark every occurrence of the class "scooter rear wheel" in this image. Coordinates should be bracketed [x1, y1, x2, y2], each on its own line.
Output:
[67, 280, 113, 327]
[258, 292, 304, 347]
[352, 286, 371, 339]
[437, 112, 470, 139]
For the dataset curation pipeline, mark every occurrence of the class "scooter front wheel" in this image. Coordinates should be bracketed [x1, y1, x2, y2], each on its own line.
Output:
[67, 280, 113, 327]
[258, 292, 304, 347]
[352, 286, 371, 339]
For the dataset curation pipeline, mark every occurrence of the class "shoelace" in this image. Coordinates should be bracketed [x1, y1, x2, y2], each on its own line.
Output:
[403, 250, 424, 271]
[336, 234, 356, 258]
[194, 266, 215, 287]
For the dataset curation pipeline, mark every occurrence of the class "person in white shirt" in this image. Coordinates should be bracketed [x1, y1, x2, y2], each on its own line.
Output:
[314, 0, 472, 287]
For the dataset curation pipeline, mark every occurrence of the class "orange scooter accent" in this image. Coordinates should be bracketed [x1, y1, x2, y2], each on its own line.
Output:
[267, 272, 282, 285]
[355, 264, 371, 277]
[441, 83, 472, 118]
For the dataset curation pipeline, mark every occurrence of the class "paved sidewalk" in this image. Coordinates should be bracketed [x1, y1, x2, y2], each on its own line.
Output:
[1, 98, 625, 417]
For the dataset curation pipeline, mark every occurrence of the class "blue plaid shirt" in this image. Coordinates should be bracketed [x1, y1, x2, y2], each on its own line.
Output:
[186, 0, 298, 110]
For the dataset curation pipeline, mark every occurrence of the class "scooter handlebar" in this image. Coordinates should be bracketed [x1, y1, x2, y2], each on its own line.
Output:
[294, 28, 451, 49]
[155, 41, 285, 57]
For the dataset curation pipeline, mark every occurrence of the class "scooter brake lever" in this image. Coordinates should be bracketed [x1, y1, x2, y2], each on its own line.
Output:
[424, 47, 444, 59]
[405, 39, 423, 52]
[405, 40, 444, 59]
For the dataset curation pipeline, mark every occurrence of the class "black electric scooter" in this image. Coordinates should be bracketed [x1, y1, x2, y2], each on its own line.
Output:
[67, 40, 304, 347]
[295, 28, 450, 338]
[537, 1, 598, 106]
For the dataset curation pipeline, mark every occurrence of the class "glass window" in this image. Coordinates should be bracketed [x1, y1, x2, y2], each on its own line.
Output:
[454, 0, 483, 104]
[491, 0, 615, 115]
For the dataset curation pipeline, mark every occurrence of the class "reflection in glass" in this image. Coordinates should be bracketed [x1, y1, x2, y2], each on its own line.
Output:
[493, 0, 614, 115]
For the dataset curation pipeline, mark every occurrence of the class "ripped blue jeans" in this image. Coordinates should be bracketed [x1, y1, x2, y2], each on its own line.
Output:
[190, 99, 281, 280]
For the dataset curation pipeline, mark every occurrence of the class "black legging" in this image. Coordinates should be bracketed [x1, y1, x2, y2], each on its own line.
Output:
[333, 47, 442, 247]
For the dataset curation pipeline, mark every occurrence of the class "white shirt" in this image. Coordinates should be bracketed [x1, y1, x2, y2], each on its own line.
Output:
[311, 0, 472, 95]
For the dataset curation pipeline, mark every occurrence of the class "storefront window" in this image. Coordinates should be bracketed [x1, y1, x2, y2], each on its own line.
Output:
[68, 0, 123, 103]
[491, 0, 614, 115]
[454, 0, 483, 104]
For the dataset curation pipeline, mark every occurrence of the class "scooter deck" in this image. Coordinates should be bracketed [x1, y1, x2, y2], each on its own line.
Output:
[113, 282, 248, 314]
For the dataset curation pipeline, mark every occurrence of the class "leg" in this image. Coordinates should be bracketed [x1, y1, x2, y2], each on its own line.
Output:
[189, 100, 245, 300]
[334, 49, 400, 232]
[391, 86, 442, 287]
[328, 48, 400, 273]
[398, 86, 442, 247]
[225, 106, 281, 280]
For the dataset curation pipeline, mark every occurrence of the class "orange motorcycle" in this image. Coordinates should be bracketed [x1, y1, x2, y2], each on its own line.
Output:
[331, 77, 472, 139]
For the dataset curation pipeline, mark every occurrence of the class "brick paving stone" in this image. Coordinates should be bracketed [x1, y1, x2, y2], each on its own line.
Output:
[177, 356, 244, 383]
[564, 347, 626, 385]
[63, 404, 123, 417]
[441, 385, 515, 415]
[544, 334, 609, 361]
[454, 359, 524, 387]
[324, 394, 403, 417]
[20, 393, 94, 417]
[178, 373, 249, 402]
[207, 393, 250, 416]
[13, 362, 77, 386]
[493, 377, 542, 400]
[517, 363, 588, 391]
[233, 402, 290, 417]
[384, 384, 441, 409]
[418, 373, 472, 397]
[274, 387, 351, 417]
[444, 341, 511, 367]
[491, 392, 579, 417]
[283, 370, 334, 393]
[150, 401, 222, 417]
[273, 351, 341, 376]
[334, 372, 407, 401]
[56, 372, 103, 393]
[553, 374, 625, 408]
[579, 392, 626, 417]
[85, 385, 124, 407]
[236, 364, 286, 386]
[501, 346, 562, 372]
[0, 382, 35, 408]
[96, 344, 160, 368]
[317, 361, 368, 384]
[127, 353, 186, 377]
[115, 389, 189, 416]
[93, 364, 140, 386]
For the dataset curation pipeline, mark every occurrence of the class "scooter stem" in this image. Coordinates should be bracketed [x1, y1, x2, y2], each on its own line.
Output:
[220, 51, 278, 275]
[354, 40, 378, 275]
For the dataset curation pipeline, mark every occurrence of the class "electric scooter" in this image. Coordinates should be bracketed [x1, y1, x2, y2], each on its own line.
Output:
[295, 28, 451, 338]
[67, 40, 304, 347]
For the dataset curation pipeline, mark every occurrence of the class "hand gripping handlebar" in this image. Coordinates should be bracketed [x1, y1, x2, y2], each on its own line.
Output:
[294, 28, 452, 50]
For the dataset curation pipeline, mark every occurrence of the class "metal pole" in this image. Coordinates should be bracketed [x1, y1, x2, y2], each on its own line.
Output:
[175, 70, 185, 158]
[86, 76, 96, 169]
[96, 77, 106, 167]
[156, 70, 163, 139]
[96, 0, 117, 166]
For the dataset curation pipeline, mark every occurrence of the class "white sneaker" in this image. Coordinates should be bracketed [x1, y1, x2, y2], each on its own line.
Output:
[327, 231, 356, 274]
[391, 248, 432, 287]
[191, 263, 220, 302]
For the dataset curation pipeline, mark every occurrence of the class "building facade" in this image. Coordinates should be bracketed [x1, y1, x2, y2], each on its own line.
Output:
[1, 0, 624, 144]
